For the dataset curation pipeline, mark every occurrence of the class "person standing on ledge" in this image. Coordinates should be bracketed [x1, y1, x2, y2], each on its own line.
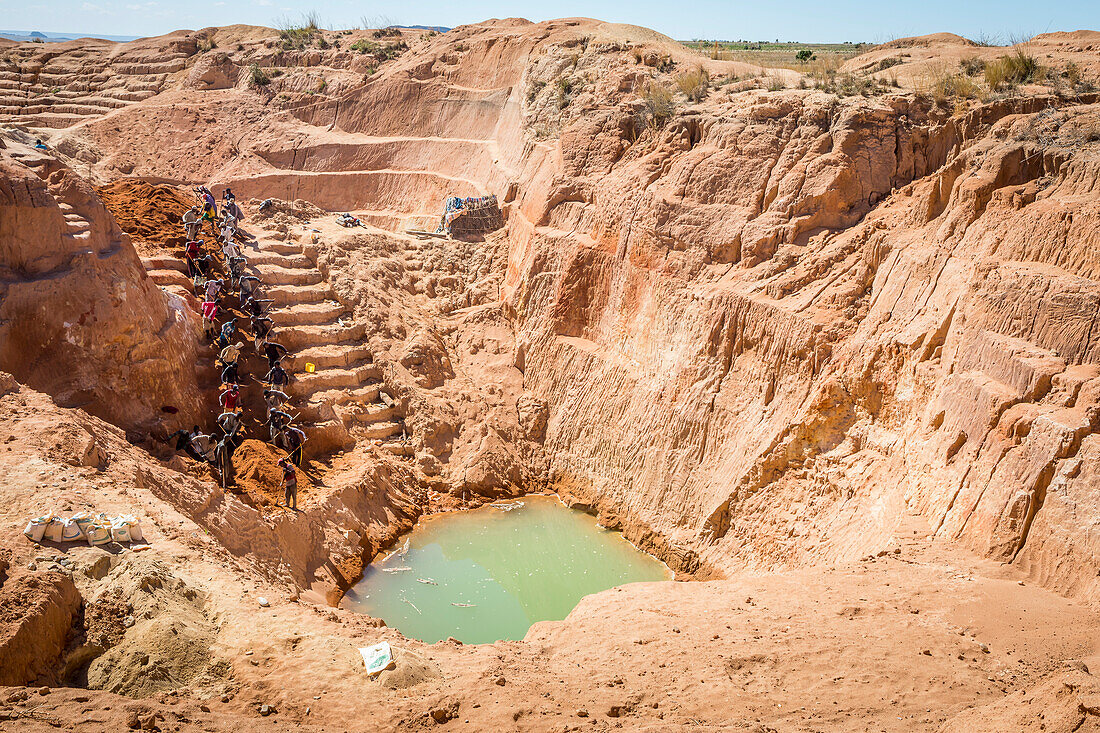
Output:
[278, 456, 298, 510]
[183, 206, 201, 241]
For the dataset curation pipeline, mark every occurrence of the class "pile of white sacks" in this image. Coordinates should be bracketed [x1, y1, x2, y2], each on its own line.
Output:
[24, 512, 144, 546]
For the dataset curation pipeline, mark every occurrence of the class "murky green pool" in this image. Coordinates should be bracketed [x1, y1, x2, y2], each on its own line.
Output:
[342, 495, 671, 644]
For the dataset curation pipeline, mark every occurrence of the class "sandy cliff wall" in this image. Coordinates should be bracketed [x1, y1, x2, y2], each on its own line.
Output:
[502, 89, 1100, 598]
[0, 137, 205, 435]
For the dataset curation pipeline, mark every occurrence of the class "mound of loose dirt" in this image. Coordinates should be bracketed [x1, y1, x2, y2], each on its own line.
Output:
[88, 615, 216, 697]
[96, 179, 195, 254]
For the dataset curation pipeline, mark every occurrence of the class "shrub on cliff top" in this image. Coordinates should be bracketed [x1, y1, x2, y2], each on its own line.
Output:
[926, 66, 983, 107]
[985, 48, 1042, 90]
[276, 13, 320, 51]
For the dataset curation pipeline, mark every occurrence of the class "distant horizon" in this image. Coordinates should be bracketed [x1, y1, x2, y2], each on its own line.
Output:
[3, 0, 1099, 47]
[7, 26, 1100, 48]
[0, 30, 140, 41]
[2, 28, 889, 45]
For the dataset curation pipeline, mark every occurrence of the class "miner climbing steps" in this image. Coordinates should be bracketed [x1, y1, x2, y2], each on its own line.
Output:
[240, 229, 410, 456]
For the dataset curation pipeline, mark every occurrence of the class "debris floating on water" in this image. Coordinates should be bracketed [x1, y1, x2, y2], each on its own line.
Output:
[417, 577, 438, 585]
[381, 538, 411, 563]
[381, 566, 411, 573]
[451, 602, 476, 607]
[401, 596, 422, 615]
[488, 501, 525, 511]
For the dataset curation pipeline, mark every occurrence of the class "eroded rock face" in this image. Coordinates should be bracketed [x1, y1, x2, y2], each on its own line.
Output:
[505, 94, 1100, 594]
[0, 139, 205, 435]
[0, 568, 82, 686]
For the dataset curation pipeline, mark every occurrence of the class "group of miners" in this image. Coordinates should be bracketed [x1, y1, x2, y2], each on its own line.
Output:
[167, 187, 303, 510]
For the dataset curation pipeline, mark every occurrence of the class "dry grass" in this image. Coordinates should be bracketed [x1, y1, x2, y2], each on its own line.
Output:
[924, 64, 984, 108]
[675, 66, 710, 102]
[807, 55, 843, 84]
[691, 42, 862, 73]
[958, 57, 986, 76]
[985, 47, 1042, 90]
[640, 81, 676, 127]
[804, 55, 888, 97]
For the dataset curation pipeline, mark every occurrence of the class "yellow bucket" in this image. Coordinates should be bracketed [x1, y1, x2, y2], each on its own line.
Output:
[305, 362, 315, 373]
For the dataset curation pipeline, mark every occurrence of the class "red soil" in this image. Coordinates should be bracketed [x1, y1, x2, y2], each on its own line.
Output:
[96, 179, 196, 254]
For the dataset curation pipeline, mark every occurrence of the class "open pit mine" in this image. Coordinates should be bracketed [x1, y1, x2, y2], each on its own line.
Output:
[1, 17, 1100, 732]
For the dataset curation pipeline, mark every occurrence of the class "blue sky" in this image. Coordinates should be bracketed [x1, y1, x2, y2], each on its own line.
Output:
[12, 0, 1100, 42]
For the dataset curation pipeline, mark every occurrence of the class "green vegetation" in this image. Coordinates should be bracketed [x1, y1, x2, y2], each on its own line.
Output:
[685, 40, 864, 71]
[248, 63, 270, 87]
[556, 76, 574, 108]
[875, 56, 904, 72]
[350, 39, 407, 60]
[276, 13, 321, 51]
[373, 27, 402, 38]
[984, 47, 1041, 90]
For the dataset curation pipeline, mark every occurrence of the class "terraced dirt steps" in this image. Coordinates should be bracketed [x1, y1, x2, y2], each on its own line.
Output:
[6, 145, 116, 251]
[241, 234, 411, 457]
[0, 47, 190, 128]
[141, 255, 191, 290]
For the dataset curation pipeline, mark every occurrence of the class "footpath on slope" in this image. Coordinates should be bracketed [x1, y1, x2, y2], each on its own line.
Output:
[101, 186, 414, 512]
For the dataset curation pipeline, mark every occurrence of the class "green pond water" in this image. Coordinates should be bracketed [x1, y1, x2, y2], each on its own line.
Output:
[342, 496, 672, 644]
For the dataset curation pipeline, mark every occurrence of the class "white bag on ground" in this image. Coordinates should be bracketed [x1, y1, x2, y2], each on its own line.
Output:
[110, 519, 132, 543]
[86, 522, 111, 546]
[23, 515, 52, 543]
[60, 518, 85, 542]
[115, 514, 142, 542]
[359, 642, 393, 676]
[43, 516, 65, 542]
[72, 512, 96, 538]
